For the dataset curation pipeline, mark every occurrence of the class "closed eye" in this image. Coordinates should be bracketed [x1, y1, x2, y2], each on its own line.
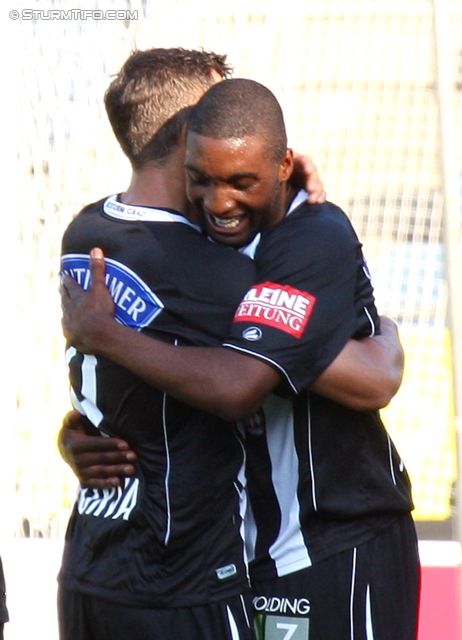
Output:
[186, 170, 210, 186]
[231, 179, 255, 191]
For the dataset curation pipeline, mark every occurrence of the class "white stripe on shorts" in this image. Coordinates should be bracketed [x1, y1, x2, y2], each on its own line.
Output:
[226, 605, 241, 640]
[350, 548, 375, 640]
[240, 594, 251, 628]
[349, 548, 357, 640]
[366, 584, 375, 639]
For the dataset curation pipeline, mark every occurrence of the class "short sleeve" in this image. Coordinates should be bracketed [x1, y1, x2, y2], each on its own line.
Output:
[223, 203, 369, 394]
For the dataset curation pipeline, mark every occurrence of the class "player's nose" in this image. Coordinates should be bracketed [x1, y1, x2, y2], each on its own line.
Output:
[203, 186, 236, 216]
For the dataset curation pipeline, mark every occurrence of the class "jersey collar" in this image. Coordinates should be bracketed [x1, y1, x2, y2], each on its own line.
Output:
[238, 190, 308, 259]
[103, 195, 201, 231]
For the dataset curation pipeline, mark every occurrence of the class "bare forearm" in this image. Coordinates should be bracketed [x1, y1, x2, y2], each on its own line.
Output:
[311, 319, 404, 411]
[82, 317, 278, 421]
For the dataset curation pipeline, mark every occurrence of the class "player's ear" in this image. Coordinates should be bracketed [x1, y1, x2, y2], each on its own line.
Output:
[278, 148, 294, 183]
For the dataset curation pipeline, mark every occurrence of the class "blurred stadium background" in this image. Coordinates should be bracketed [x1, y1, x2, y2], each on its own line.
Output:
[2, 0, 462, 637]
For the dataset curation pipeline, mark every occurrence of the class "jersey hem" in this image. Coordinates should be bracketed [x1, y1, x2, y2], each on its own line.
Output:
[249, 514, 409, 582]
[58, 578, 252, 609]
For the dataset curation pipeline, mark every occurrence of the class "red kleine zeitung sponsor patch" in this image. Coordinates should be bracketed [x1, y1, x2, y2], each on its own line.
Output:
[233, 282, 316, 338]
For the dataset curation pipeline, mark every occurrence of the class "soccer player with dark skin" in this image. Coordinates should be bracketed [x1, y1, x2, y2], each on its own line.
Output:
[61, 79, 417, 639]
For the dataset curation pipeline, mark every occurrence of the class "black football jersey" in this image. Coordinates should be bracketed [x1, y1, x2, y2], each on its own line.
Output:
[59, 196, 257, 607]
[227, 196, 414, 580]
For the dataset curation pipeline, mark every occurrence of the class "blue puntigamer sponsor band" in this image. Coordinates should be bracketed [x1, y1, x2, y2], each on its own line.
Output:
[61, 253, 164, 330]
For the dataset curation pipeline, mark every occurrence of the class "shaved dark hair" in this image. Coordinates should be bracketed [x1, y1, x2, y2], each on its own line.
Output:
[187, 78, 288, 162]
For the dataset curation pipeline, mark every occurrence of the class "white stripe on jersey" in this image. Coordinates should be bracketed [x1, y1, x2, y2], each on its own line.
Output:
[70, 387, 105, 434]
[349, 548, 358, 640]
[103, 195, 201, 229]
[222, 344, 298, 395]
[66, 344, 77, 367]
[242, 490, 258, 565]
[161, 338, 180, 545]
[162, 392, 172, 545]
[234, 425, 251, 581]
[75, 395, 104, 429]
[306, 395, 318, 512]
[67, 347, 104, 428]
[81, 354, 98, 404]
[387, 434, 397, 485]
[363, 306, 376, 337]
[69, 387, 85, 417]
[263, 395, 312, 575]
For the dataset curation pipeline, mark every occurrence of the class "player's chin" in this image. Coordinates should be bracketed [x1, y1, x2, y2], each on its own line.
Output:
[205, 217, 255, 249]
[206, 226, 251, 249]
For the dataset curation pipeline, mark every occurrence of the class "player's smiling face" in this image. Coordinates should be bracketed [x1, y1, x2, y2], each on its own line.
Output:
[185, 133, 293, 248]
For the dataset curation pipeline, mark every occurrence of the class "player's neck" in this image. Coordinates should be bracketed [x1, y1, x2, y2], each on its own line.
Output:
[284, 183, 300, 215]
[121, 161, 189, 214]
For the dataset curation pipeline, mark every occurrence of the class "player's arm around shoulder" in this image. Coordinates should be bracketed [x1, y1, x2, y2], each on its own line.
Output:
[61, 249, 282, 423]
[310, 317, 404, 411]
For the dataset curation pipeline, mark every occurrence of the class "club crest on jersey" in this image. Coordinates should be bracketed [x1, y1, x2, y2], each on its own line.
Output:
[61, 254, 164, 331]
[233, 282, 316, 338]
[242, 327, 262, 341]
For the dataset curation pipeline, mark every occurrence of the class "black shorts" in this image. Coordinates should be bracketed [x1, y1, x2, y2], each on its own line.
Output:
[251, 515, 420, 640]
[58, 588, 256, 640]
